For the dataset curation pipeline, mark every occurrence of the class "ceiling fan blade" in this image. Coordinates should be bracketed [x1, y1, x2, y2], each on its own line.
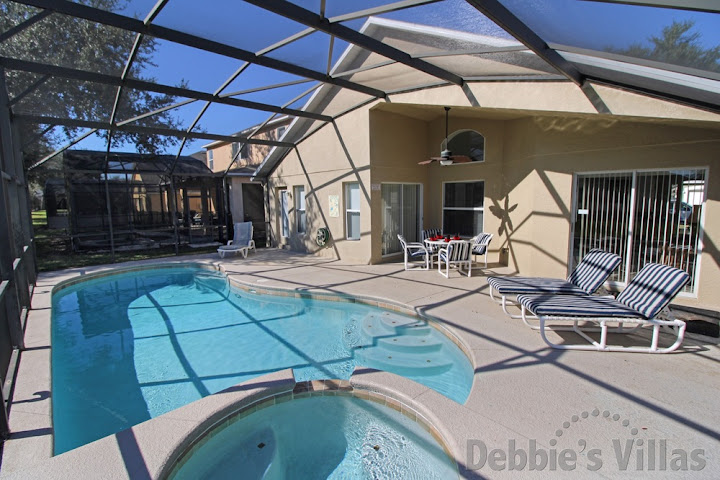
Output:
[449, 155, 472, 163]
[417, 159, 436, 165]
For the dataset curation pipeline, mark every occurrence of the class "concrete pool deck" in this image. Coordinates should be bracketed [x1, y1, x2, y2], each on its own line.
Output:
[2, 249, 719, 478]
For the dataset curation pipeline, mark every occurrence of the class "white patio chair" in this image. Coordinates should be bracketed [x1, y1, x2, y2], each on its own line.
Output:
[398, 234, 429, 270]
[437, 240, 472, 278]
[217, 222, 256, 259]
[469, 232, 493, 269]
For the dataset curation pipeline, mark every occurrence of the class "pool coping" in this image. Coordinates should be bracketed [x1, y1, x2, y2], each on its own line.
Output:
[162, 371, 462, 479]
[1, 258, 477, 478]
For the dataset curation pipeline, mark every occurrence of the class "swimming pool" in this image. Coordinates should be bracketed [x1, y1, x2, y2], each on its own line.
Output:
[168, 394, 458, 479]
[52, 266, 473, 453]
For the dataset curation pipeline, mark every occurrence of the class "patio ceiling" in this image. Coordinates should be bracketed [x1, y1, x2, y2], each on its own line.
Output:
[1, 0, 718, 176]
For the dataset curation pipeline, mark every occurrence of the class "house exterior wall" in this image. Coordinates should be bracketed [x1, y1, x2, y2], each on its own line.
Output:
[265, 82, 720, 310]
[205, 124, 288, 173]
[501, 116, 720, 310]
[266, 107, 373, 263]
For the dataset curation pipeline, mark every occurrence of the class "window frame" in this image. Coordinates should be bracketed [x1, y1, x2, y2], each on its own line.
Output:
[280, 189, 290, 239]
[294, 185, 306, 234]
[381, 182, 423, 257]
[231, 142, 249, 161]
[441, 129, 486, 165]
[345, 182, 361, 241]
[570, 166, 708, 297]
[441, 180, 485, 237]
[207, 150, 214, 170]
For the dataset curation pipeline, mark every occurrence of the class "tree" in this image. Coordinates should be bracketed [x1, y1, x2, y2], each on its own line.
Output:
[0, 0, 185, 175]
[608, 20, 720, 73]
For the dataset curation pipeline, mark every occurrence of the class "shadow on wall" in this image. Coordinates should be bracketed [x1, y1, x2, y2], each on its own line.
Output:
[278, 121, 372, 259]
[498, 115, 719, 283]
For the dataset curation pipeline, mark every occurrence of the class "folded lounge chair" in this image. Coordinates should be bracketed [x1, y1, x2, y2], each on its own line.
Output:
[217, 222, 256, 259]
[487, 249, 622, 320]
[517, 263, 689, 353]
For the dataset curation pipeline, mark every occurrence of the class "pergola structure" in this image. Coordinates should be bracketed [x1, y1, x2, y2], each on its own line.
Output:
[0, 0, 718, 436]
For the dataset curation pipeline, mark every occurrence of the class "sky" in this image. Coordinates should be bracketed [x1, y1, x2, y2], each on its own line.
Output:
[67, 0, 720, 156]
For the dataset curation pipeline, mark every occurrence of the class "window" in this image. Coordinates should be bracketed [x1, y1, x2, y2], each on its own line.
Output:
[280, 189, 289, 238]
[294, 185, 306, 234]
[207, 150, 213, 170]
[345, 183, 361, 240]
[276, 126, 287, 138]
[442, 130, 485, 162]
[442, 181, 484, 237]
[382, 184, 421, 255]
[231, 142, 249, 160]
[572, 168, 706, 293]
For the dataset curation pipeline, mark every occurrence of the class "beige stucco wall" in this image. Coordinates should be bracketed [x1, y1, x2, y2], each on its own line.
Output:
[266, 106, 374, 263]
[501, 116, 720, 309]
[266, 81, 720, 309]
[206, 126, 287, 173]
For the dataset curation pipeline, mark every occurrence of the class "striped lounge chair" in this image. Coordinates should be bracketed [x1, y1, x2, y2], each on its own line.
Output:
[487, 249, 621, 320]
[517, 263, 689, 353]
[438, 240, 472, 278]
[398, 234, 429, 270]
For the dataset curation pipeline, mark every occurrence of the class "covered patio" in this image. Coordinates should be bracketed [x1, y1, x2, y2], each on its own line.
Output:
[3, 250, 719, 478]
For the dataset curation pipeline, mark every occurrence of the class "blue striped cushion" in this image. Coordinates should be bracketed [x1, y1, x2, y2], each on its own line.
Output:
[409, 250, 427, 258]
[472, 233, 492, 255]
[422, 229, 441, 240]
[566, 249, 622, 294]
[486, 249, 620, 297]
[518, 294, 642, 318]
[617, 263, 689, 319]
[487, 277, 587, 295]
[439, 241, 470, 262]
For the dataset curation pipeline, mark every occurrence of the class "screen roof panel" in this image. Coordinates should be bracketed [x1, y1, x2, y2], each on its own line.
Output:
[265, 30, 333, 72]
[152, 0, 310, 54]
[499, 0, 720, 79]
[66, 0, 158, 18]
[4, 0, 718, 174]
[129, 36, 243, 93]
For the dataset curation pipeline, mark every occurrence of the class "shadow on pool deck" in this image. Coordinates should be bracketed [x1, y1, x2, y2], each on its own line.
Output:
[2, 249, 720, 479]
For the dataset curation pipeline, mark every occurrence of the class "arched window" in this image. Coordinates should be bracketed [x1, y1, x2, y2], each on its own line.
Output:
[441, 129, 485, 162]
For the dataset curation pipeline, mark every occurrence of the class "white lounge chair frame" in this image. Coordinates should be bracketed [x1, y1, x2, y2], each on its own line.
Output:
[524, 308, 686, 353]
[518, 263, 689, 353]
[217, 222, 256, 259]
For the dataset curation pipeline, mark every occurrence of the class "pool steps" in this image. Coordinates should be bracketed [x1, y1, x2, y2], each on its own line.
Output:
[356, 312, 454, 375]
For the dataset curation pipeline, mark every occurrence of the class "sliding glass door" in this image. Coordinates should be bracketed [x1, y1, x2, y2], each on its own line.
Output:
[572, 168, 706, 293]
[382, 184, 421, 255]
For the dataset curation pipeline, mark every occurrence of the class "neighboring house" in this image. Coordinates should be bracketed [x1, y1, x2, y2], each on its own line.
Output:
[203, 117, 291, 247]
[258, 18, 720, 312]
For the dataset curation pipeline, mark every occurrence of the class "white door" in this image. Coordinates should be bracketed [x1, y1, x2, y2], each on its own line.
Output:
[280, 190, 289, 238]
[382, 184, 421, 255]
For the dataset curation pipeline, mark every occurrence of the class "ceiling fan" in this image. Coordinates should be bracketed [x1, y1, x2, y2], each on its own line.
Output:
[418, 106, 472, 166]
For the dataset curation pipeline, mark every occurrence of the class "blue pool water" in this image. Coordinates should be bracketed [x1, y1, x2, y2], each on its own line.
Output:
[52, 267, 473, 454]
[170, 395, 458, 479]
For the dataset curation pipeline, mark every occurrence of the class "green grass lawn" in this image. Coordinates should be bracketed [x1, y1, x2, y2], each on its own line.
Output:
[32, 211, 219, 272]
